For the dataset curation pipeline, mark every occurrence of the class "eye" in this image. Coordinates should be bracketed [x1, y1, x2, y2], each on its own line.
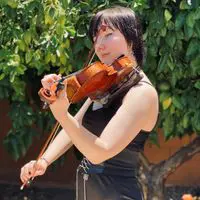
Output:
[105, 33, 113, 37]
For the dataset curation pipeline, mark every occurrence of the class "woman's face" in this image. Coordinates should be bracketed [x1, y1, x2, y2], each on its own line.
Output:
[94, 26, 132, 65]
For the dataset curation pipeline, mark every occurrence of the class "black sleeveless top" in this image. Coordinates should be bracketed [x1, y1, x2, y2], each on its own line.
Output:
[81, 76, 151, 177]
[82, 96, 149, 152]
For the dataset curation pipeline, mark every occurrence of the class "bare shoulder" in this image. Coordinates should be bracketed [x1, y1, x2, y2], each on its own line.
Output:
[122, 73, 159, 131]
[123, 79, 158, 107]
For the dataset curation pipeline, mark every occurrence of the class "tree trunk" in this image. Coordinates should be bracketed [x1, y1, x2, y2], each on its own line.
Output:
[147, 183, 165, 200]
[139, 165, 166, 200]
[138, 135, 200, 200]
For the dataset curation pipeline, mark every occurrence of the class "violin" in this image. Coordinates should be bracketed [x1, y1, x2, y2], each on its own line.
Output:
[38, 55, 142, 106]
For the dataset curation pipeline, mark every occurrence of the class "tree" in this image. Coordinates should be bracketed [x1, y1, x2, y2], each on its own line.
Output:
[0, 0, 200, 199]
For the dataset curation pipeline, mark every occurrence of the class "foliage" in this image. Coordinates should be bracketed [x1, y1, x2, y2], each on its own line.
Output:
[0, 0, 200, 160]
[143, 0, 200, 142]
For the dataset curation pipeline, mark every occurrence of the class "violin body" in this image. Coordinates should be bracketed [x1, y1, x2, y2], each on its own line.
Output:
[38, 56, 142, 105]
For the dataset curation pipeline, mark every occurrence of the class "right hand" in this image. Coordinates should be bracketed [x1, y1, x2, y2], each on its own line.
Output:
[41, 74, 62, 90]
[20, 158, 48, 184]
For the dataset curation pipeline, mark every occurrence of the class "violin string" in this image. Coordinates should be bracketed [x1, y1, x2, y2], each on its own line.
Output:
[88, 51, 95, 66]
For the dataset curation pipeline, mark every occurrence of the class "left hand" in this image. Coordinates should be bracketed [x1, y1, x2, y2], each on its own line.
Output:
[49, 85, 70, 121]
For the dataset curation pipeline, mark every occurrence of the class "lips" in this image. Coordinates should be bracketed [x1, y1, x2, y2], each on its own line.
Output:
[101, 53, 110, 57]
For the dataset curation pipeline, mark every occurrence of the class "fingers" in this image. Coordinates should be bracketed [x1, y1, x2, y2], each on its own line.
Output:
[20, 161, 35, 184]
[20, 160, 46, 184]
[41, 74, 62, 90]
[58, 85, 67, 99]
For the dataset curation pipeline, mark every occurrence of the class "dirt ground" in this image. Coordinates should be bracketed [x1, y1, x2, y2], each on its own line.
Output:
[0, 183, 74, 200]
[1, 183, 200, 200]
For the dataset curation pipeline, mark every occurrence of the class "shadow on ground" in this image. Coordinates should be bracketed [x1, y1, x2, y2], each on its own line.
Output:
[1, 183, 200, 200]
[0, 183, 75, 200]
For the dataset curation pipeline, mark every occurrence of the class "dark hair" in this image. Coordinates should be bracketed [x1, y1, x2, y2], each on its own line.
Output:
[88, 6, 145, 67]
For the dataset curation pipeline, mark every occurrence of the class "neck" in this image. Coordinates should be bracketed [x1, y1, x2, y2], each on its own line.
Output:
[127, 54, 137, 66]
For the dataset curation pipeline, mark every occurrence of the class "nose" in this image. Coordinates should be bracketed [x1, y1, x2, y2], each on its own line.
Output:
[95, 39, 106, 53]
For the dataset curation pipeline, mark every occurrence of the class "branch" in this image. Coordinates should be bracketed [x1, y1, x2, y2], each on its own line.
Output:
[138, 152, 153, 172]
[155, 135, 200, 180]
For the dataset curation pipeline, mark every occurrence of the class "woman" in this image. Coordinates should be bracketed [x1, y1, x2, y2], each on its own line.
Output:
[20, 6, 159, 200]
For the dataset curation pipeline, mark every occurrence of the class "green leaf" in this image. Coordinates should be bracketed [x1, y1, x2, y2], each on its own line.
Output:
[163, 115, 175, 140]
[0, 49, 12, 61]
[184, 24, 194, 39]
[18, 133, 27, 157]
[45, 51, 51, 64]
[166, 32, 176, 48]
[51, 54, 56, 64]
[56, 49, 61, 57]
[24, 31, 32, 45]
[191, 57, 200, 70]
[0, 73, 5, 80]
[66, 26, 76, 37]
[167, 21, 175, 30]
[186, 12, 196, 28]
[183, 113, 190, 128]
[7, 0, 18, 8]
[194, 20, 200, 37]
[73, 40, 84, 54]
[10, 71, 17, 83]
[23, 131, 32, 150]
[175, 12, 186, 30]
[60, 53, 67, 65]
[159, 92, 171, 102]
[160, 27, 167, 37]
[167, 55, 175, 71]
[186, 39, 199, 58]
[164, 9, 172, 21]
[149, 131, 160, 147]
[56, 24, 64, 35]
[194, 7, 200, 19]
[158, 54, 168, 73]
[172, 95, 183, 109]
[158, 81, 171, 91]
[194, 81, 200, 89]
[34, 49, 41, 61]
[45, 13, 54, 25]
[161, 0, 169, 5]
[11, 137, 20, 161]
[192, 111, 200, 131]
[17, 40, 26, 52]
[16, 65, 27, 75]
[25, 51, 33, 63]
[192, 0, 200, 8]
[84, 37, 92, 49]
[180, 0, 191, 9]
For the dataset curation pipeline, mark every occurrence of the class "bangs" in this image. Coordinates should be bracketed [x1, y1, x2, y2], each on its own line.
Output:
[88, 15, 118, 41]
[88, 7, 135, 42]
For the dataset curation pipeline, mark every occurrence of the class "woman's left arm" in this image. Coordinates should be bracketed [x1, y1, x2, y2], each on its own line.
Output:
[50, 86, 158, 164]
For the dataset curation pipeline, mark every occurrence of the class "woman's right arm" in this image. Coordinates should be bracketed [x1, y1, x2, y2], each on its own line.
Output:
[41, 97, 92, 165]
[38, 74, 92, 164]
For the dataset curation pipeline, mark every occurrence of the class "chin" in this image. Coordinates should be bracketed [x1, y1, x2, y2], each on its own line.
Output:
[100, 58, 113, 65]
[104, 61, 112, 65]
